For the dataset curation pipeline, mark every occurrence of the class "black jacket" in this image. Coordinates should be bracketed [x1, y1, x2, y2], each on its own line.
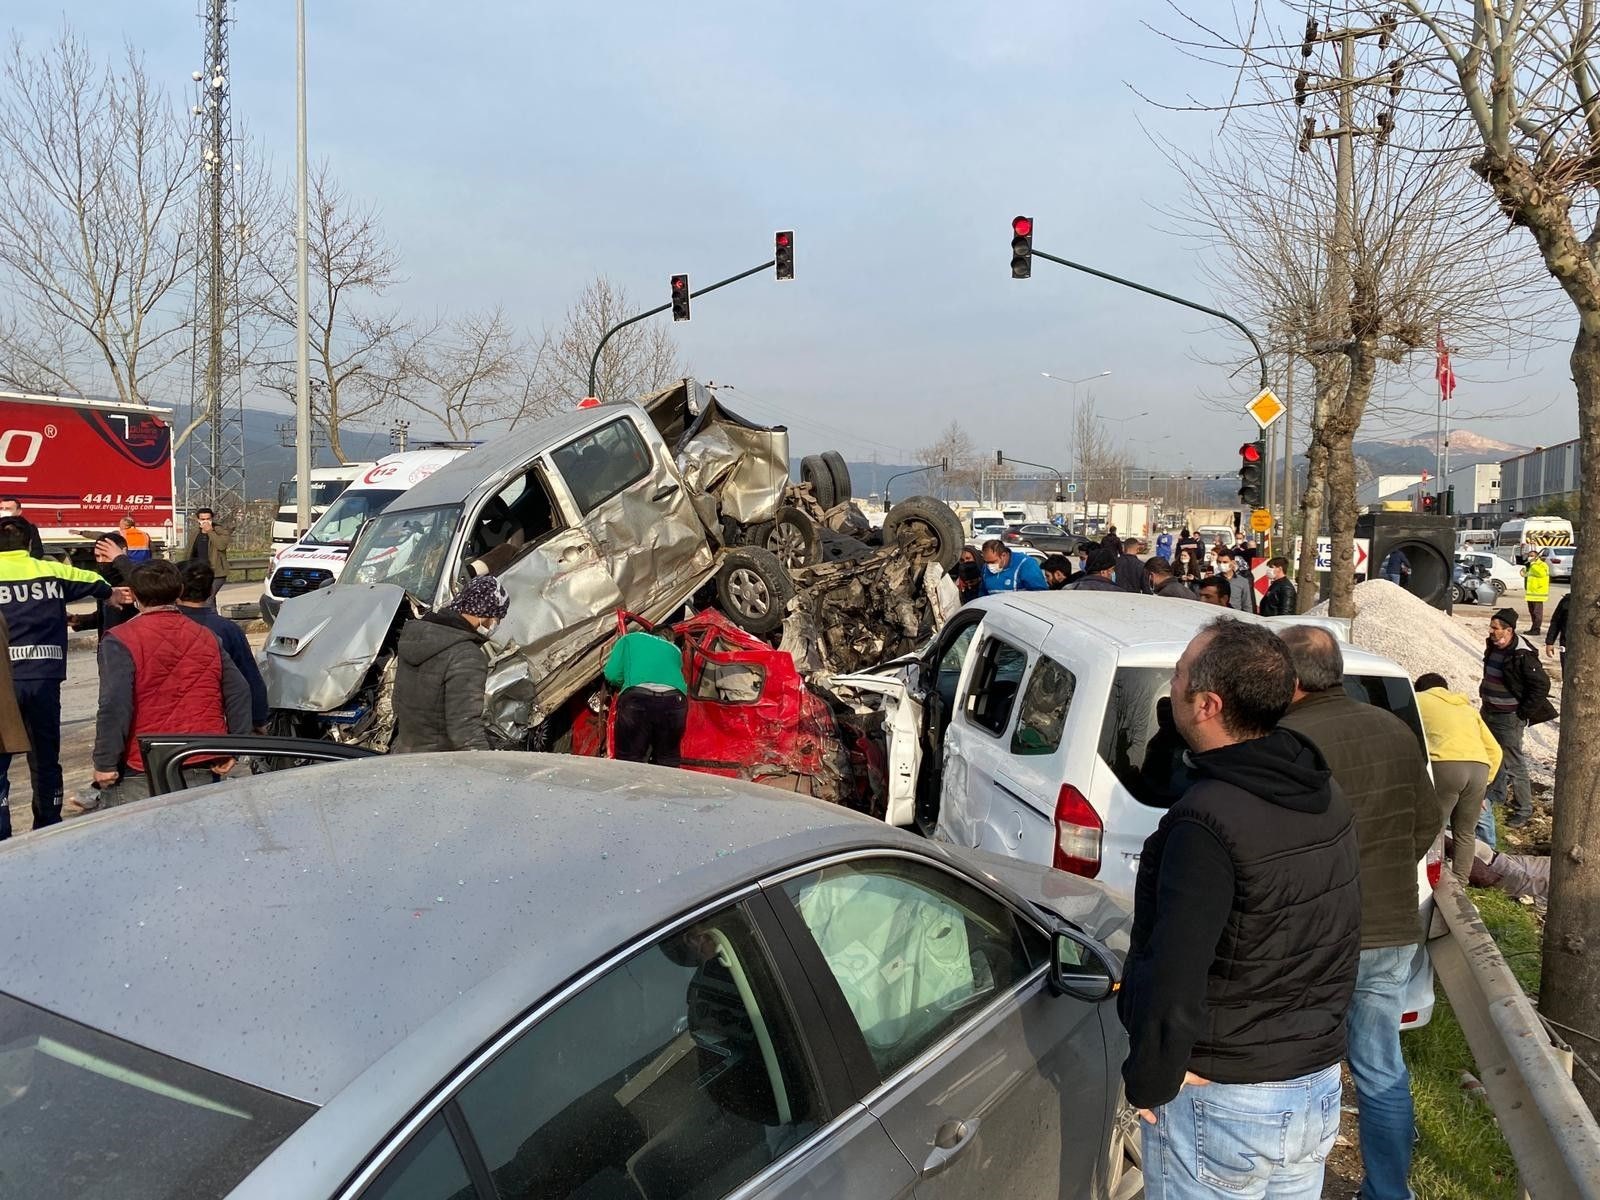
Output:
[1546, 595, 1570, 649]
[1258, 576, 1297, 616]
[1119, 729, 1360, 1109]
[1282, 689, 1440, 948]
[1115, 554, 1151, 595]
[1483, 635, 1558, 725]
[1068, 574, 1120, 592]
[1153, 576, 1198, 600]
[392, 612, 491, 752]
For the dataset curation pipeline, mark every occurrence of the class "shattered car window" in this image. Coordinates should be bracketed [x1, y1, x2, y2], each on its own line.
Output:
[693, 660, 767, 704]
[1010, 656, 1076, 756]
[963, 636, 1028, 738]
[550, 418, 652, 516]
[344, 504, 461, 600]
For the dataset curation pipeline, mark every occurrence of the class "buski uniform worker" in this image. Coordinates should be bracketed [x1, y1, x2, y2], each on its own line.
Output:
[603, 626, 688, 767]
[391, 575, 510, 753]
[0, 517, 122, 833]
[979, 538, 1048, 593]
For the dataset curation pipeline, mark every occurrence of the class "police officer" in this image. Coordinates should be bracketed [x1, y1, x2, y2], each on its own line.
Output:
[0, 518, 127, 834]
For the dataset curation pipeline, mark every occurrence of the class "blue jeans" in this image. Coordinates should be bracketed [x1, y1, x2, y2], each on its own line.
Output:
[1348, 945, 1416, 1200]
[1142, 1064, 1341, 1198]
[1475, 795, 1498, 848]
[0, 677, 63, 840]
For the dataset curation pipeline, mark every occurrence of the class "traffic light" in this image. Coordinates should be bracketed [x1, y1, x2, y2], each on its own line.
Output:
[1237, 440, 1265, 508]
[670, 274, 690, 321]
[1011, 215, 1033, 279]
[1420, 493, 1437, 513]
[775, 231, 793, 280]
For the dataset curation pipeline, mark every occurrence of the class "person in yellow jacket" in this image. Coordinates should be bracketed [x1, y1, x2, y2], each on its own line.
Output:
[1522, 548, 1550, 635]
[1414, 672, 1504, 879]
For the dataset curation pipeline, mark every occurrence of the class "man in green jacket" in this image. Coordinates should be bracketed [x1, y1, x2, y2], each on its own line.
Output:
[183, 508, 231, 602]
[1279, 624, 1440, 1200]
[603, 627, 688, 767]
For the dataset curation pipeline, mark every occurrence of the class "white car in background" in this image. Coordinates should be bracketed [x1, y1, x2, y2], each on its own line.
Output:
[1546, 545, 1575, 582]
[1457, 550, 1524, 597]
[836, 592, 1439, 1028]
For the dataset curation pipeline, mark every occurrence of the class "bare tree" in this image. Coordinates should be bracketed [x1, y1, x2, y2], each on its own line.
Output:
[917, 419, 982, 498]
[1154, 8, 1546, 615]
[1075, 396, 1133, 506]
[251, 163, 407, 463]
[1370, 0, 1600, 1111]
[536, 276, 682, 406]
[0, 27, 195, 407]
[392, 307, 543, 439]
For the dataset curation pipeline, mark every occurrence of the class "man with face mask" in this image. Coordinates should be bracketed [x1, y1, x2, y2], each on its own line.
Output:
[979, 539, 1048, 593]
[391, 574, 510, 753]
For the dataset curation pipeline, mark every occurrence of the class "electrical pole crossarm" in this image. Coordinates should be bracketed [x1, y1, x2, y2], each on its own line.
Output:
[586, 259, 777, 400]
[1031, 248, 1271, 394]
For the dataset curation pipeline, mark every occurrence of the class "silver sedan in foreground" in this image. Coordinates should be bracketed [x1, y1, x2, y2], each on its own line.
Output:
[0, 754, 1137, 1199]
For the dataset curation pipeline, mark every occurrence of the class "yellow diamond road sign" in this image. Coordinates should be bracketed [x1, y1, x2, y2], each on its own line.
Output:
[1246, 388, 1286, 430]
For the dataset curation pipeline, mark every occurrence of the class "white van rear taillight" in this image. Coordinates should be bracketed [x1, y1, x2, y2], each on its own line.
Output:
[1053, 785, 1103, 878]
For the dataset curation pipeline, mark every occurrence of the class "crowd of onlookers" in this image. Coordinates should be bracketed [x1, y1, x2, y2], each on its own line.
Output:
[952, 523, 1303, 615]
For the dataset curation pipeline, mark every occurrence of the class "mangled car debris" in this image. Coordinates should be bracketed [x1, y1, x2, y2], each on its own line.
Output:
[262, 379, 966, 757]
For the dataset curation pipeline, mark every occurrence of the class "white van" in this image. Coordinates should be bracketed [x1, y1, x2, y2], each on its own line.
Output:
[1495, 516, 1574, 564]
[269, 464, 371, 547]
[260, 448, 468, 623]
[836, 592, 1438, 1027]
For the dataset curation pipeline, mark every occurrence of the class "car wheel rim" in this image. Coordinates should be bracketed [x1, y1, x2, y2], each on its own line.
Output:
[728, 568, 770, 617]
[767, 521, 810, 567]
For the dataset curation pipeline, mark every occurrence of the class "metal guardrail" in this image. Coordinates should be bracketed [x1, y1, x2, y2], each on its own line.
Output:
[1428, 872, 1600, 1198]
[229, 553, 272, 582]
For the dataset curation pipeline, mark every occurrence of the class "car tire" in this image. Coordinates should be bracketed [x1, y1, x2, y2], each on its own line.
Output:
[716, 546, 794, 637]
[1106, 1087, 1144, 1200]
[801, 455, 839, 509]
[883, 495, 964, 571]
[1492, 578, 1506, 597]
[820, 450, 852, 504]
[761, 506, 820, 569]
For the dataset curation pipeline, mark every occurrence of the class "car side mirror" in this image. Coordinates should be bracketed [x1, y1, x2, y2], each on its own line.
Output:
[1048, 927, 1120, 1003]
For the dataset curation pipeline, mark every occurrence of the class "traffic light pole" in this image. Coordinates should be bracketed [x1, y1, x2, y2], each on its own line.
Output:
[1030, 248, 1270, 394]
[883, 463, 941, 508]
[586, 259, 775, 399]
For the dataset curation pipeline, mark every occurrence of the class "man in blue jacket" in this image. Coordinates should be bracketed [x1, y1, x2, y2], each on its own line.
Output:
[177, 560, 269, 731]
[0, 518, 129, 834]
[980, 539, 1047, 594]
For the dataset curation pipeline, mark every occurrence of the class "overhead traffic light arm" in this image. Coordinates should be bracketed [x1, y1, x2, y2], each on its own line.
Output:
[586, 258, 776, 399]
[1028, 247, 1270, 394]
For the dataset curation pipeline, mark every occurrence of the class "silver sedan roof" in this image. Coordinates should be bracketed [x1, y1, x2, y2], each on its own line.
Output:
[0, 754, 928, 1108]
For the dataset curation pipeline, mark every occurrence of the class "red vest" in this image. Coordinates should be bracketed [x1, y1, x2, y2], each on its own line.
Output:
[108, 609, 227, 770]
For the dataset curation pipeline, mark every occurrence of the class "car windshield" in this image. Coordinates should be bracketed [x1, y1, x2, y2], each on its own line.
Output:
[343, 504, 462, 600]
[276, 479, 350, 509]
[1099, 665, 1424, 807]
[0, 991, 312, 1198]
[301, 488, 406, 546]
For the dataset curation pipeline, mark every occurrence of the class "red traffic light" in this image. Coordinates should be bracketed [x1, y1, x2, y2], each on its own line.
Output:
[1013, 216, 1033, 237]
[671, 276, 688, 292]
[1239, 442, 1263, 463]
[776, 231, 791, 247]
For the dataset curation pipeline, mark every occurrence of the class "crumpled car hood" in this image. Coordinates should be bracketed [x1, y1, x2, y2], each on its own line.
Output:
[264, 583, 409, 712]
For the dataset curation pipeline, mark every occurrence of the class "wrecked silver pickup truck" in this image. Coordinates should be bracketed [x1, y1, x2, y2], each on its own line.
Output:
[262, 379, 965, 750]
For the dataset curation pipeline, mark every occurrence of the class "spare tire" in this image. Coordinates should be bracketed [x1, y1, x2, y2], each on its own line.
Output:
[820, 451, 852, 504]
[716, 546, 794, 637]
[801, 454, 838, 508]
[761, 505, 819, 569]
[883, 495, 964, 571]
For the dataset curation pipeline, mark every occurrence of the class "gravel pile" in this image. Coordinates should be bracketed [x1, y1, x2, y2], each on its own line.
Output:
[1308, 579, 1558, 781]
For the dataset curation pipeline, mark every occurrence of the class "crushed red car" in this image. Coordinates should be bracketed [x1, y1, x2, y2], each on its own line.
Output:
[572, 611, 882, 807]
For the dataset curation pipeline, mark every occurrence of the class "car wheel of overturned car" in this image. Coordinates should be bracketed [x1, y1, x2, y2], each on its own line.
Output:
[800, 454, 839, 508]
[716, 546, 794, 636]
[820, 450, 852, 504]
[882, 494, 964, 571]
[762, 505, 820, 569]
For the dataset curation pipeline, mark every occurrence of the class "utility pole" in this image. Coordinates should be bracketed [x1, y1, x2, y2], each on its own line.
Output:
[1291, 13, 1396, 600]
[186, 0, 246, 518]
[294, 0, 312, 534]
[1283, 339, 1295, 524]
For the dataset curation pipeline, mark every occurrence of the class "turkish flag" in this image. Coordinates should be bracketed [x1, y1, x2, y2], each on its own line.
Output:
[1436, 328, 1456, 403]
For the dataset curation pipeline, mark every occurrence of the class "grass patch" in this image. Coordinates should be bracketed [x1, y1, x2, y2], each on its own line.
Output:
[1402, 889, 1543, 1200]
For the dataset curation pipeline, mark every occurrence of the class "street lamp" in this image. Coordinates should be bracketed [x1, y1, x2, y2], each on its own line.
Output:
[1040, 370, 1111, 532]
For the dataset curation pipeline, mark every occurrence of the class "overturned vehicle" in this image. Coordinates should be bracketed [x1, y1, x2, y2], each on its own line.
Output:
[262, 379, 966, 751]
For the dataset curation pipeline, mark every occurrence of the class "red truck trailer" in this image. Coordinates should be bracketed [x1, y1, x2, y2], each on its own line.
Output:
[0, 391, 177, 561]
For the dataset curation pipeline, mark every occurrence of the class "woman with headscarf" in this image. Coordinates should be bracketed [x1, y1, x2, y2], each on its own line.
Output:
[391, 575, 510, 753]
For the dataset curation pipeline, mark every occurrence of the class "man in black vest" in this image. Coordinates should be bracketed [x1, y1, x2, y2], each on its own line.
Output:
[1119, 616, 1361, 1198]
[1280, 625, 1440, 1200]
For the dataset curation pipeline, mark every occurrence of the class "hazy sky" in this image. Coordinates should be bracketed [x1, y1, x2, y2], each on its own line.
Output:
[22, 1, 1581, 470]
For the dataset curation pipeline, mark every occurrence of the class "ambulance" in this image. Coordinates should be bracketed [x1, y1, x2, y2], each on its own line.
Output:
[259, 447, 468, 624]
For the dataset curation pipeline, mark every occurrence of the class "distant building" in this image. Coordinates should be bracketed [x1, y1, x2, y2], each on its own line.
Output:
[1442, 461, 1500, 514]
[1498, 439, 1580, 515]
[1356, 473, 1427, 509]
